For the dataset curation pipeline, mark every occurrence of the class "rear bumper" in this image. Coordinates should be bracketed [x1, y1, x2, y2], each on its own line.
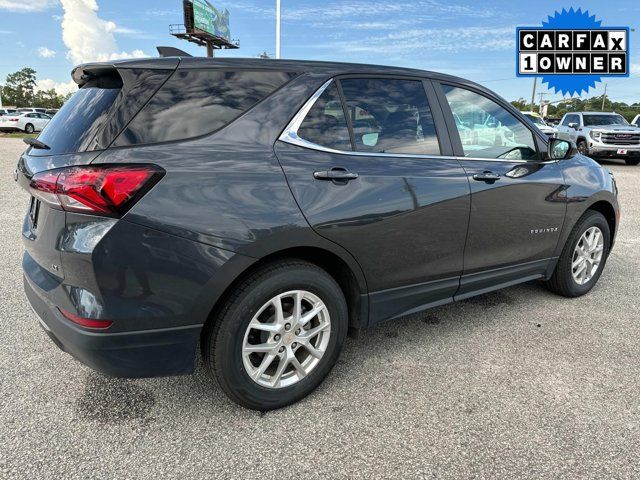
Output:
[25, 272, 202, 378]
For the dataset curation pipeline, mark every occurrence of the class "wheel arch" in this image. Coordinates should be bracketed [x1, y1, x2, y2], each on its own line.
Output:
[200, 246, 368, 353]
[587, 200, 617, 246]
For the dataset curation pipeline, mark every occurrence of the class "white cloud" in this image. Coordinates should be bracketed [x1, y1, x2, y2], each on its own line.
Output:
[38, 47, 57, 58]
[36, 79, 78, 95]
[308, 26, 515, 56]
[0, 0, 56, 12]
[60, 0, 147, 64]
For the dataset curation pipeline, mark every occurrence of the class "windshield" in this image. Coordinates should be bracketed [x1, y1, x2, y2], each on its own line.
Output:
[583, 114, 628, 126]
[524, 114, 546, 126]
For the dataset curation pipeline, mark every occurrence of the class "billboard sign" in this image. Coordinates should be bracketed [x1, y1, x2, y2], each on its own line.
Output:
[186, 0, 230, 41]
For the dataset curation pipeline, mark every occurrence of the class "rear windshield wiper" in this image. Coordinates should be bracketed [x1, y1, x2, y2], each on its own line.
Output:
[23, 137, 51, 150]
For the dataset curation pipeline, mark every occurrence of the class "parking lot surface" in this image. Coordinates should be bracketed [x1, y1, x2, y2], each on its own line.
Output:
[1, 137, 639, 479]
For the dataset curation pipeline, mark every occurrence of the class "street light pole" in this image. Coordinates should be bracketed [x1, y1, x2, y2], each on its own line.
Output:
[601, 83, 607, 111]
[275, 0, 281, 59]
[530, 77, 537, 111]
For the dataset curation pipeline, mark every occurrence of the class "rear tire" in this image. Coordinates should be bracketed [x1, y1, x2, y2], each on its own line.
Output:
[544, 210, 610, 297]
[625, 158, 640, 166]
[24, 124, 34, 134]
[203, 260, 348, 411]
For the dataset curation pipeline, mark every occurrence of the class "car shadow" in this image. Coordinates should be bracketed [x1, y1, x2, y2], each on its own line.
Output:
[73, 280, 563, 421]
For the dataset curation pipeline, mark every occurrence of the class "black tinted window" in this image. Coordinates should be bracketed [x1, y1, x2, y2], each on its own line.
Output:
[562, 114, 579, 126]
[340, 78, 440, 155]
[583, 114, 627, 126]
[115, 70, 295, 146]
[297, 83, 352, 151]
[34, 75, 120, 156]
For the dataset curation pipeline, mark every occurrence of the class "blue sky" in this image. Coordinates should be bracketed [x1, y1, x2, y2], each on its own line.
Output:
[0, 0, 639, 104]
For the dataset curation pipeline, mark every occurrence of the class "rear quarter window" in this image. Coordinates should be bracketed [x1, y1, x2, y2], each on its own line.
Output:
[113, 69, 297, 146]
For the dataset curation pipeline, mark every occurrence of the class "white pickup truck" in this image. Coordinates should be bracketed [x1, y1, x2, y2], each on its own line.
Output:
[555, 112, 640, 165]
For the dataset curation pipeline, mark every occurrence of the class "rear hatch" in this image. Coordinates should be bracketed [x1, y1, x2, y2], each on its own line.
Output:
[17, 58, 179, 279]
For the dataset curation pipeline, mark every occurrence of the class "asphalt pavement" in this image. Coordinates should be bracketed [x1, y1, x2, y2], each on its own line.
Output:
[1, 138, 639, 479]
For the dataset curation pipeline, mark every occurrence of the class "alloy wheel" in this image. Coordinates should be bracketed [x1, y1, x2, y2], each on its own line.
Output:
[571, 226, 604, 285]
[242, 290, 331, 388]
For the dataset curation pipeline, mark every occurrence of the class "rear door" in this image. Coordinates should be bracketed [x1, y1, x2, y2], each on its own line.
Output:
[276, 76, 471, 323]
[434, 81, 566, 297]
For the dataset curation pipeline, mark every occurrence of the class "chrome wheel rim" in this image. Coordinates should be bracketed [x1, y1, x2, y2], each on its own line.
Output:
[572, 226, 604, 285]
[242, 290, 331, 388]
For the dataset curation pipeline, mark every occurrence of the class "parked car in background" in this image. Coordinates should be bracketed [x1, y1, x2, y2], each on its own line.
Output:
[18, 57, 619, 410]
[0, 112, 51, 133]
[521, 111, 558, 138]
[556, 112, 640, 165]
[632, 115, 640, 127]
[1, 108, 18, 116]
[45, 109, 59, 116]
[545, 117, 562, 126]
[16, 108, 48, 114]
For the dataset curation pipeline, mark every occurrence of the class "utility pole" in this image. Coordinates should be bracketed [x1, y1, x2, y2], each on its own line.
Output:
[530, 77, 537, 111]
[601, 83, 608, 111]
[537, 92, 546, 115]
[275, 0, 281, 59]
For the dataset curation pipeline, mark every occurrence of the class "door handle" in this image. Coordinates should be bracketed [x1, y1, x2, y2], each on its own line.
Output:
[472, 171, 501, 183]
[313, 168, 359, 182]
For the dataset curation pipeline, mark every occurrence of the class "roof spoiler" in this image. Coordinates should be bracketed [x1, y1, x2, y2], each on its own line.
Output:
[71, 58, 181, 87]
[157, 46, 192, 58]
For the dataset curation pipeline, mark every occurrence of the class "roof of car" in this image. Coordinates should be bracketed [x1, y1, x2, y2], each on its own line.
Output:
[72, 56, 481, 88]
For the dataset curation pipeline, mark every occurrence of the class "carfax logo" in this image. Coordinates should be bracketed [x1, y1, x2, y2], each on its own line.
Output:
[516, 8, 630, 95]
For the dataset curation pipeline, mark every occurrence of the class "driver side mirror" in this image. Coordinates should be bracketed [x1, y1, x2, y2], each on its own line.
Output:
[548, 138, 577, 160]
[567, 122, 579, 130]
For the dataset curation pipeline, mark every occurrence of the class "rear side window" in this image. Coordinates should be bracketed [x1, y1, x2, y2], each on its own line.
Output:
[340, 78, 440, 155]
[35, 75, 120, 156]
[114, 70, 296, 146]
[297, 83, 352, 151]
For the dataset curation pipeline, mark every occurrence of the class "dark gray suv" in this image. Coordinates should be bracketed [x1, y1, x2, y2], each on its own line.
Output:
[18, 57, 619, 410]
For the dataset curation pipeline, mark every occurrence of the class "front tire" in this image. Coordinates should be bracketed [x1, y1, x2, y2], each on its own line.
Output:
[625, 158, 640, 166]
[544, 210, 610, 297]
[576, 139, 588, 156]
[204, 260, 348, 411]
[24, 124, 35, 134]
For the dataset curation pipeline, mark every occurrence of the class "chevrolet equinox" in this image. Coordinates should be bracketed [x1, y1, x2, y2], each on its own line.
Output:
[17, 57, 619, 410]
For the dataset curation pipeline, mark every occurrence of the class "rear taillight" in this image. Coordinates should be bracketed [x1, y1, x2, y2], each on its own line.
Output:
[29, 165, 163, 216]
[9, 118, 19, 122]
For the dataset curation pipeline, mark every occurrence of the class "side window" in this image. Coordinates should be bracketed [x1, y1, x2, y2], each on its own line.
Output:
[297, 83, 352, 151]
[443, 85, 539, 160]
[114, 70, 296, 146]
[562, 114, 578, 126]
[339, 78, 440, 155]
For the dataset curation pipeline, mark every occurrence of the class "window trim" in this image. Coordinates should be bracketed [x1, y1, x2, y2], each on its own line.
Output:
[279, 76, 447, 159]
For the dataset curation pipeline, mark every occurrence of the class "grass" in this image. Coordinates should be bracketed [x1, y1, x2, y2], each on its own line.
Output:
[0, 132, 38, 139]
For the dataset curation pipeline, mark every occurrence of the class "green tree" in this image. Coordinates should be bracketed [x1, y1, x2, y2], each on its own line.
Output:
[34, 89, 65, 109]
[1, 68, 37, 107]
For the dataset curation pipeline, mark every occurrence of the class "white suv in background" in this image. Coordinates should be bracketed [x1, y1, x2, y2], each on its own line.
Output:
[521, 111, 558, 138]
[0, 112, 51, 133]
[556, 112, 640, 166]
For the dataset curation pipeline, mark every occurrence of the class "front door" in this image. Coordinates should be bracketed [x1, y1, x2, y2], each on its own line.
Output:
[276, 76, 471, 323]
[436, 82, 566, 297]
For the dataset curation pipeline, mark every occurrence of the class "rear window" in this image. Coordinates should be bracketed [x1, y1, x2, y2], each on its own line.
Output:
[35, 75, 121, 156]
[113, 69, 296, 146]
